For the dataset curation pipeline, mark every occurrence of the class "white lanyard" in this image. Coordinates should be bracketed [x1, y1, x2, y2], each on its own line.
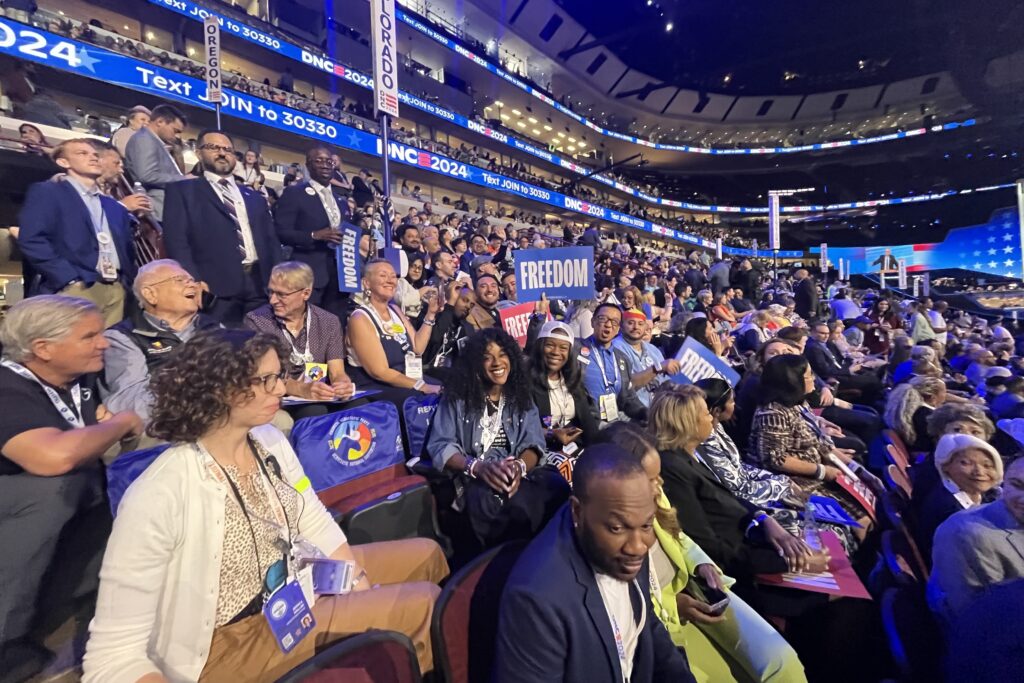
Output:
[280, 309, 313, 365]
[480, 394, 505, 453]
[1, 360, 83, 427]
[549, 379, 573, 427]
[589, 341, 620, 391]
[196, 439, 290, 533]
[604, 579, 645, 683]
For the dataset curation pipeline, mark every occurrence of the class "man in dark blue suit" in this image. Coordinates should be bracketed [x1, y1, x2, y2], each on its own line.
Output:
[274, 145, 351, 319]
[18, 138, 137, 326]
[493, 444, 695, 683]
[162, 130, 282, 326]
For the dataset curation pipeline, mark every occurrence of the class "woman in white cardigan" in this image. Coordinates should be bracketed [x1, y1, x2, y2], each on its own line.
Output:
[83, 329, 448, 683]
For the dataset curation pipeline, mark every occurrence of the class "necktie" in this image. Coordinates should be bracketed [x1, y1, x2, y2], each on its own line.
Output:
[321, 187, 341, 227]
[217, 178, 247, 258]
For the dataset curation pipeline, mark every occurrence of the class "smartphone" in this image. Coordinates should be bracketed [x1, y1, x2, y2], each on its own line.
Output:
[684, 575, 730, 617]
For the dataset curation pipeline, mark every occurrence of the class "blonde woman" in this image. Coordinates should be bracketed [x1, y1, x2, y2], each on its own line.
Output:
[601, 420, 806, 683]
[883, 376, 947, 452]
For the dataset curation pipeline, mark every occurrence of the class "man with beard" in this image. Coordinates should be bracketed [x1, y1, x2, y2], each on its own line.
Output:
[613, 309, 681, 408]
[422, 282, 475, 373]
[494, 444, 695, 683]
[274, 146, 351, 319]
[162, 130, 281, 325]
[466, 273, 501, 330]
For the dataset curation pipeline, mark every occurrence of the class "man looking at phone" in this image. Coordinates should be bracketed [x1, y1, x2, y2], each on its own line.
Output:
[613, 309, 680, 407]
[494, 444, 696, 683]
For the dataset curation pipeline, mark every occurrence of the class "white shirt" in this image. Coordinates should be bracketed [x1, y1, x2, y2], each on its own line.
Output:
[547, 377, 575, 428]
[82, 425, 346, 683]
[204, 171, 257, 264]
[309, 179, 342, 228]
[594, 573, 644, 682]
[927, 310, 948, 332]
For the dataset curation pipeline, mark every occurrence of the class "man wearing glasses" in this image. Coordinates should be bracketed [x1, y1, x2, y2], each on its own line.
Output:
[580, 303, 648, 424]
[274, 146, 352, 320]
[103, 259, 221, 428]
[163, 130, 282, 326]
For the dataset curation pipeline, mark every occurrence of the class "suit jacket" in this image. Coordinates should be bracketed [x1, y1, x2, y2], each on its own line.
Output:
[493, 505, 695, 683]
[660, 447, 788, 581]
[124, 127, 183, 220]
[708, 261, 731, 295]
[734, 268, 760, 302]
[162, 177, 282, 298]
[273, 181, 351, 287]
[350, 175, 375, 208]
[18, 179, 136, 295]
[804, 338, 846, 380]
[928, 499, 1024, 621]
[794, 277, 818, 320]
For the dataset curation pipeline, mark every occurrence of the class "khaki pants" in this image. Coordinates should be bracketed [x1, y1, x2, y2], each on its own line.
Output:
[199, 538, 449, 682]
[60, 281, 125, 327]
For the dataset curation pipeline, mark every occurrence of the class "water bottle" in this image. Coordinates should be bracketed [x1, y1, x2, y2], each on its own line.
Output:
[132, 181, 147, 197]
[803, 502, 822, 552]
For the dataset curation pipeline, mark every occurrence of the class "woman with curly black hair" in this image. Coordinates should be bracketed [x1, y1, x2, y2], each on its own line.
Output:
[427, 327, 570, 547]
[84, 329, 448, 682]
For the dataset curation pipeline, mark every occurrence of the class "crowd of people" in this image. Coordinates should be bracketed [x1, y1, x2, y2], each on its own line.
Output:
[3, 84, 1024, 683]
[3, 4, 759, 249]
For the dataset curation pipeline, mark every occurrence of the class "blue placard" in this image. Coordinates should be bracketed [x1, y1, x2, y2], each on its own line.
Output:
[670, 337, 741, 387]
[515, 246, 595, 302]
[808, 496, 862, 528]
[336, 221, 362, 293]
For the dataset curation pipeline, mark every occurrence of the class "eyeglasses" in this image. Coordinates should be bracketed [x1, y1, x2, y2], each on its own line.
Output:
[266, 287, 307, 300]
[148, 274, 197, 288]
[199, 143, 234, 154]
[593, 316, 621, 328]
[251, 370, 287, 392]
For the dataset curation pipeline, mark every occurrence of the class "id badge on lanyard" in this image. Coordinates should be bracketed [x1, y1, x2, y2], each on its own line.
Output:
[405, 353, 423, 380]
[263, 581, 315, 653]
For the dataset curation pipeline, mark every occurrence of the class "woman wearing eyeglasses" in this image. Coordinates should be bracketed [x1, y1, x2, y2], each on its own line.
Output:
[245, 261, 355, 420]
[83, 329, 449, 683]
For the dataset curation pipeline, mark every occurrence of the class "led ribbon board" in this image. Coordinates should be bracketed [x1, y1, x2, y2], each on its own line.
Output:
[144, 0, 981, 215]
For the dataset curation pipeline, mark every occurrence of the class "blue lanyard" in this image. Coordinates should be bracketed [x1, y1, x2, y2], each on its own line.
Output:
[589, 341, 620, 392]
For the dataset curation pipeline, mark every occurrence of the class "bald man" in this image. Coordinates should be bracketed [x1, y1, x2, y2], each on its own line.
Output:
[103, 259, 221, 422]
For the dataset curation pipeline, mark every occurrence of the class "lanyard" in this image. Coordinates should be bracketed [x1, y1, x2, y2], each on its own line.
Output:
[279, 308, 312, 365]
[1, 360, 83, 427]
[362, 304, 411, 352]
[589, 341, 620, 392]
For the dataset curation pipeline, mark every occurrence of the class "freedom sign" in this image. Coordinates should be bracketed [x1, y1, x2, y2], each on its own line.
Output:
[670, 337, 741, 387]
[335, 222, 363, 293]
[499, 302, 535, 348]
[514, 247, 594, 302]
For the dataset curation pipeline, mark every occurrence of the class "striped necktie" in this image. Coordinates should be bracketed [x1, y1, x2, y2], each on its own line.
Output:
[217, 178, 247, 258]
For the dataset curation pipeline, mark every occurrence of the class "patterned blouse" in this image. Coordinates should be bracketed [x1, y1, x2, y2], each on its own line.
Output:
[749, 402, 863, 517]
[697, 422, 793, 507]
[214, 439, 301, 626]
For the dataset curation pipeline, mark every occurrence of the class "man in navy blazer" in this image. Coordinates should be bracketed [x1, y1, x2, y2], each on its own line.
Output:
[162, 130, 282, 326]
[18, 138, 137, 326]
[274, 145, 351, 319]
[493, 444, 695, 683]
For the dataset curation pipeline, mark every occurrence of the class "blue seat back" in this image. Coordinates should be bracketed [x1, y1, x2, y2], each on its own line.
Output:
[106, 444, 170, 516]
[289, 401, 405, 493]
[403, 393, 442, 460]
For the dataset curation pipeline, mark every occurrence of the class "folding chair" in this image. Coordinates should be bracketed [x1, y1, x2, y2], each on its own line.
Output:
[882, 429, 911, 476]
[884, 463, 913, 501]
[431, 541, 528, 683]
[880, 587, 941, 683]
[275, 630, 421, 683]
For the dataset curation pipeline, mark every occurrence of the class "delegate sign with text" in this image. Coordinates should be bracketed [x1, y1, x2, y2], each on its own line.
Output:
[515, 247, 594, 302]
[671, 337, 741, 387]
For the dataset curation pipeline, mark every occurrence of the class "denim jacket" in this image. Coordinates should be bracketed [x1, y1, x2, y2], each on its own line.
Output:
[428, 395, 547, 471]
